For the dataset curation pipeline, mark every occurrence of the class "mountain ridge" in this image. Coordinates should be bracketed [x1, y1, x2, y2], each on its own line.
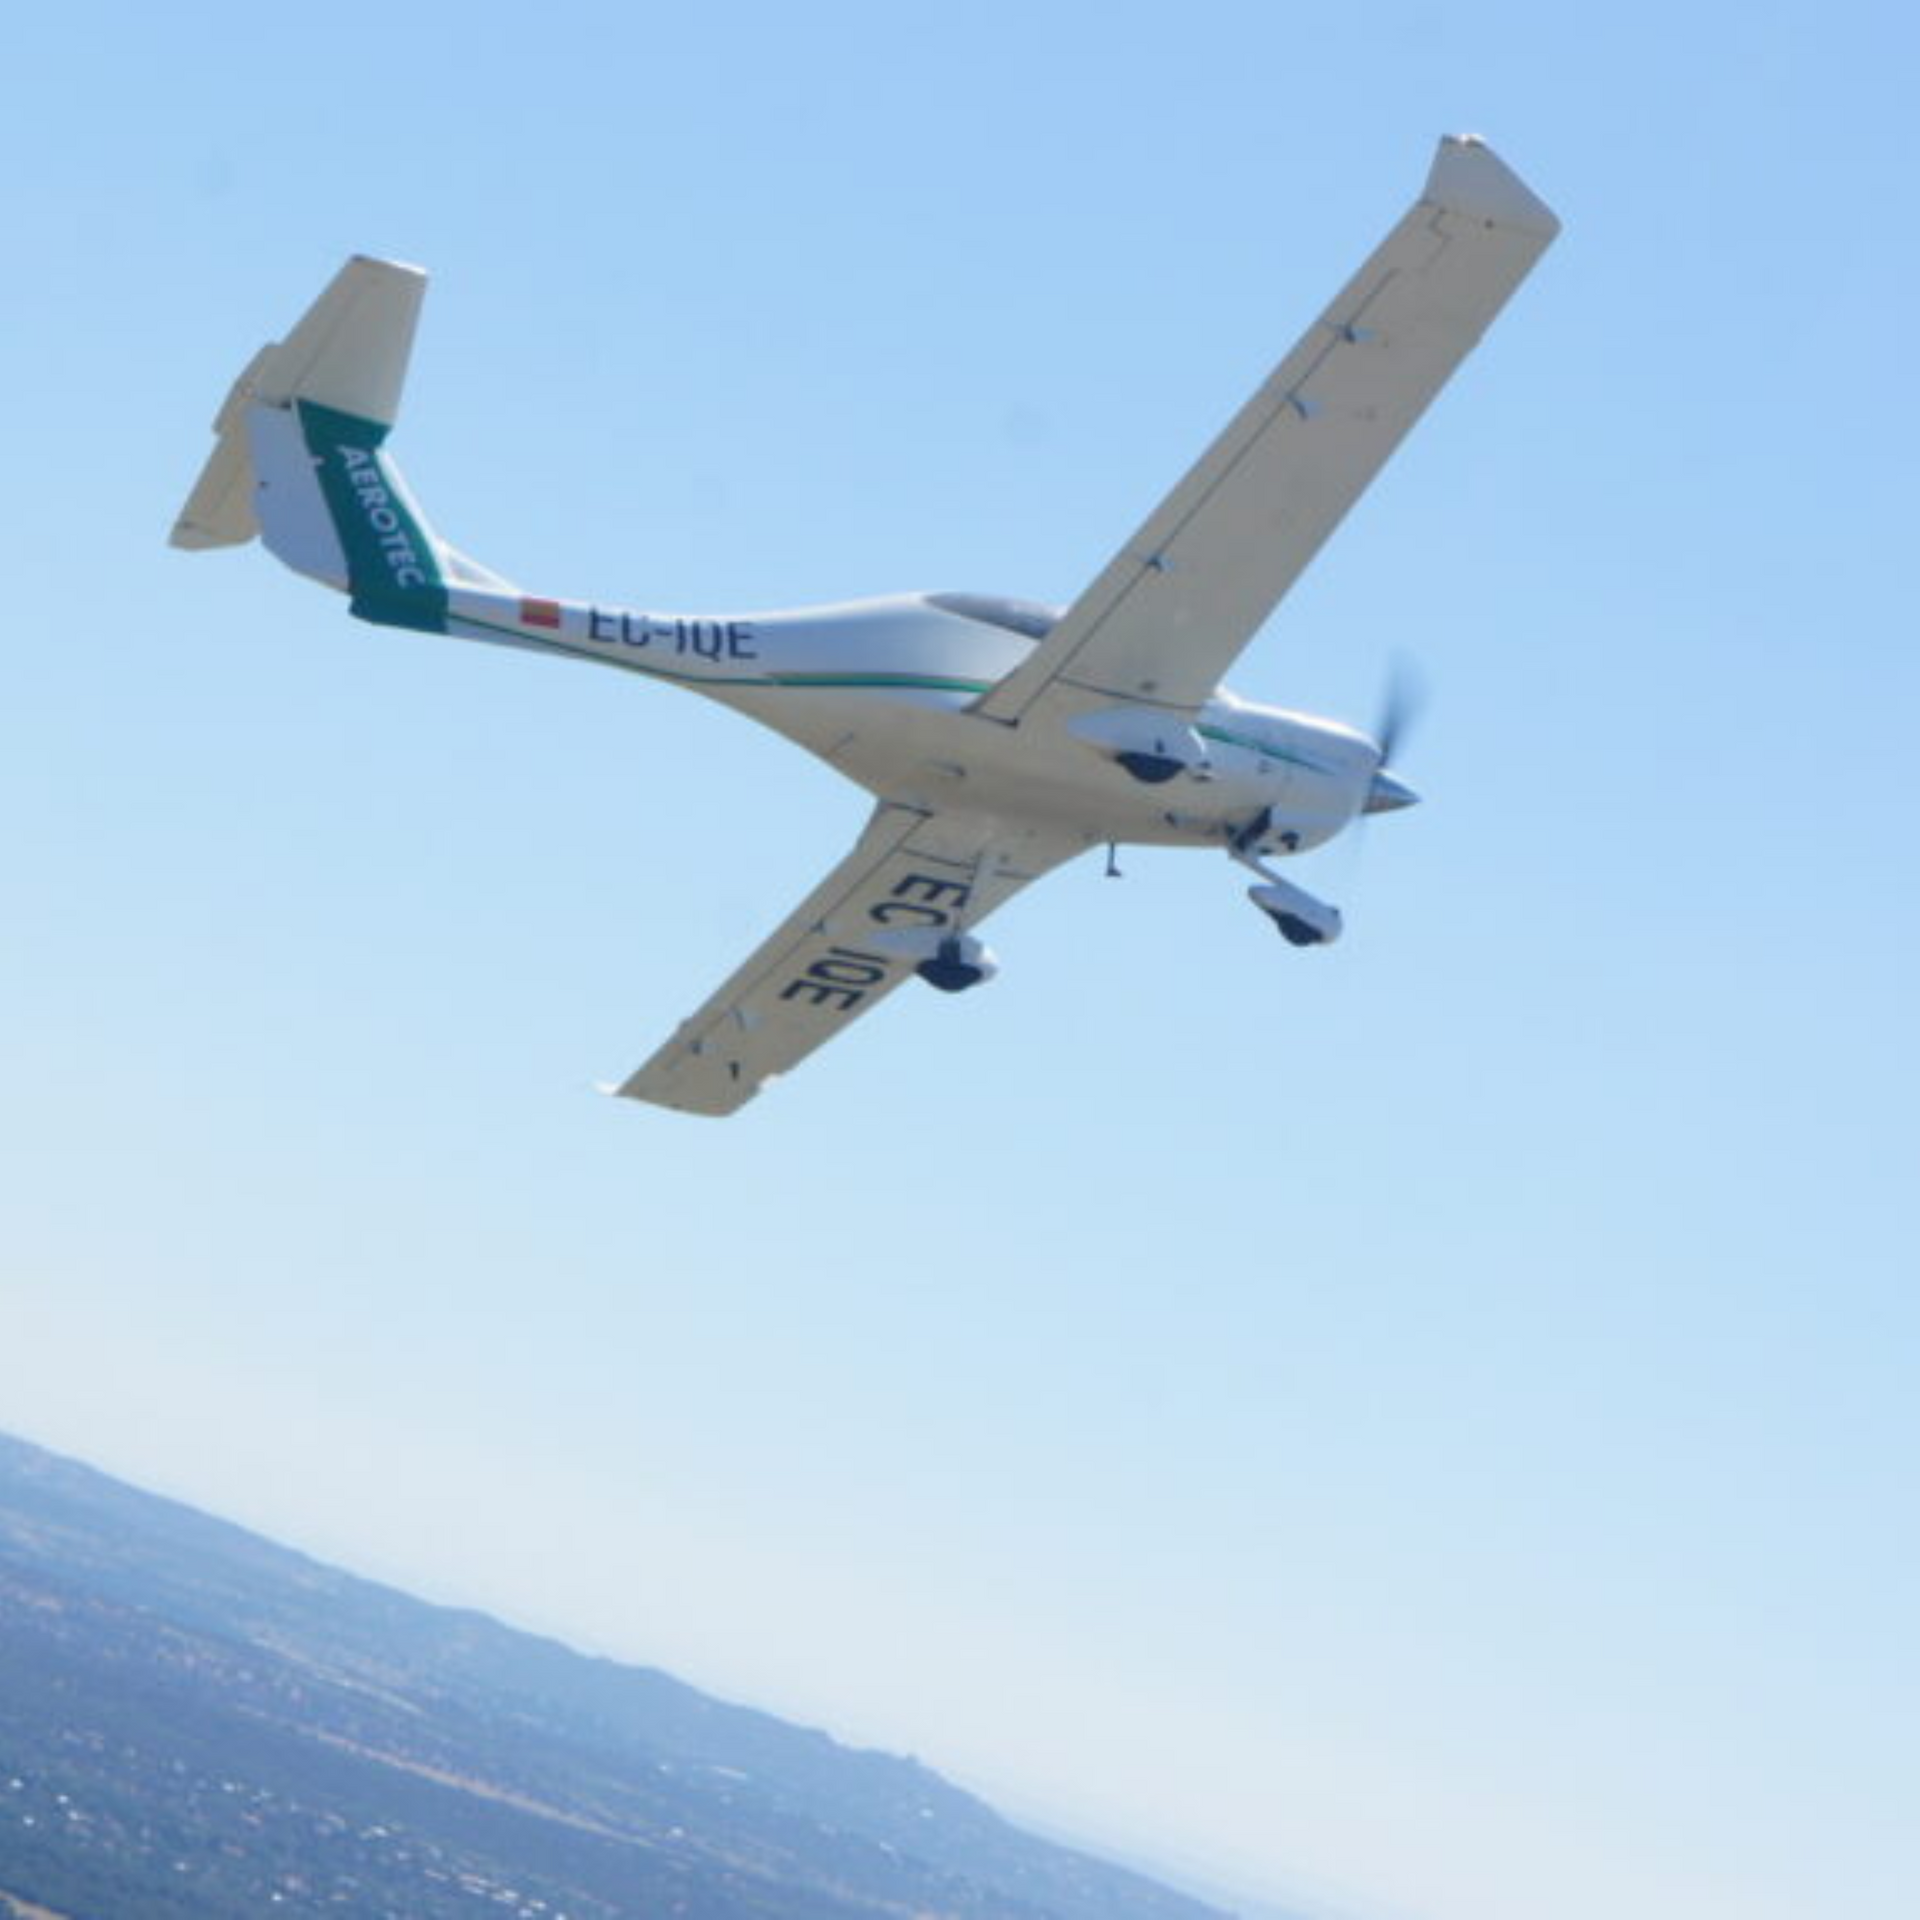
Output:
[0, 1429, 1244, 1920]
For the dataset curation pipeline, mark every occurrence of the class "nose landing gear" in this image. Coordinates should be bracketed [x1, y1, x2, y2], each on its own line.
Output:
[1229, 824, 1343, 947]
[1249, 881, 1343, 946]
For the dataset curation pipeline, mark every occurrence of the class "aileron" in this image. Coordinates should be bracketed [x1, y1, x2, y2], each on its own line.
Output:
[616, 808, 1084, 1116]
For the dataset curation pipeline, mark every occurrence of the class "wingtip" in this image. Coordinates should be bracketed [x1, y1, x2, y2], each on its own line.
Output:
[1426, 134, 1561, 239]
[344, 252, 430, 285]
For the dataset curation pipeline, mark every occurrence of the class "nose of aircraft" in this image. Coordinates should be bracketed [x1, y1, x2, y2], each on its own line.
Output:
[1364, 768, 1421, 814]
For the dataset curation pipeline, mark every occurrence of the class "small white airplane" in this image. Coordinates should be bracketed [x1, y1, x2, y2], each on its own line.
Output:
[173, 136, 1557, 1116]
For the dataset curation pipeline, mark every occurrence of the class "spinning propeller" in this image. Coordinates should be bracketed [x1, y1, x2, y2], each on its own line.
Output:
[1364, 655, 1427, 815]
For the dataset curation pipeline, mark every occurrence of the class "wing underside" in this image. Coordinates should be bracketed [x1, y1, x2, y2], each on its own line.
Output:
[975, 136, 1559, 726]
[616, 807, 1084, 1116]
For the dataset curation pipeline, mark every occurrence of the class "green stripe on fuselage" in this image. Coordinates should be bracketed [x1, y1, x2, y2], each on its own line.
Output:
[446, 611, 996, 695]
[297, 401, 449, 634]
[450, 610, 1336, 773]
[1196, 723, 1330, 775]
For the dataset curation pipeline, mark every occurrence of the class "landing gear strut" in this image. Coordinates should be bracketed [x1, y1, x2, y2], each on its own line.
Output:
[1229, 833, 1344, 947]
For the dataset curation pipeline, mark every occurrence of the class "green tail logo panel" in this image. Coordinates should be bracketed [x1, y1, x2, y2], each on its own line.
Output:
[297, 400, 449, 634]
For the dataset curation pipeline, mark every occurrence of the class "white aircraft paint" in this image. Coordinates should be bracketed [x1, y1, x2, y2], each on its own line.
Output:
[173, 136, 1559, 1114]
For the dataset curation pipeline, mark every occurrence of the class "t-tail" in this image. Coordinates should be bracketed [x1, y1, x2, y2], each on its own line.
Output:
[171, 256, 510, 633]
[173, 257, 1036, 721]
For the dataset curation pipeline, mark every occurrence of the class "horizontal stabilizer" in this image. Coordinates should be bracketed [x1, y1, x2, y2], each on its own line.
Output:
[170, 346, 276, 550]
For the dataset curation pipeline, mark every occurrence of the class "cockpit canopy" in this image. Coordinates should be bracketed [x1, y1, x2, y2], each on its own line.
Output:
[924, 591, 1061, 642]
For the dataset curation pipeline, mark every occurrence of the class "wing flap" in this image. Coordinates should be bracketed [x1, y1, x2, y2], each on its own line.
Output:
[616, 807, 1082, 1116]
[975, 137, 1558, 723]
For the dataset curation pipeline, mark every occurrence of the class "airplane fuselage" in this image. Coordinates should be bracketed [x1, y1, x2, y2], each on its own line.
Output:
[439, 584, 1382, 858]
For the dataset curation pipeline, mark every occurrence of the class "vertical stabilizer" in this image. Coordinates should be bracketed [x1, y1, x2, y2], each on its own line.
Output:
[172, 257, 427, 553]
[254, 255, 427, 426]
[172, 257, 505, 629]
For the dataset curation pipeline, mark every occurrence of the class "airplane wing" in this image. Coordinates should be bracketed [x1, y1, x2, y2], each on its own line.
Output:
[616, 805, 1085, 1115]
[974, 136, 1559, 726]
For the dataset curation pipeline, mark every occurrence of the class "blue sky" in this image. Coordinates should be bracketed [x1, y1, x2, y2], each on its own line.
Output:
[5, 4, 1917, 1918]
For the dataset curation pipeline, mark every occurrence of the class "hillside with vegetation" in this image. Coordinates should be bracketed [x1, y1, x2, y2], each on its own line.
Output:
[0, 1432, 1229, 1920]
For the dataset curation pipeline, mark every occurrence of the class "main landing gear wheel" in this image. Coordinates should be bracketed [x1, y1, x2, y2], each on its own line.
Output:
[1264, 908, 1330, 947]
[916, 937, 991, 994]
